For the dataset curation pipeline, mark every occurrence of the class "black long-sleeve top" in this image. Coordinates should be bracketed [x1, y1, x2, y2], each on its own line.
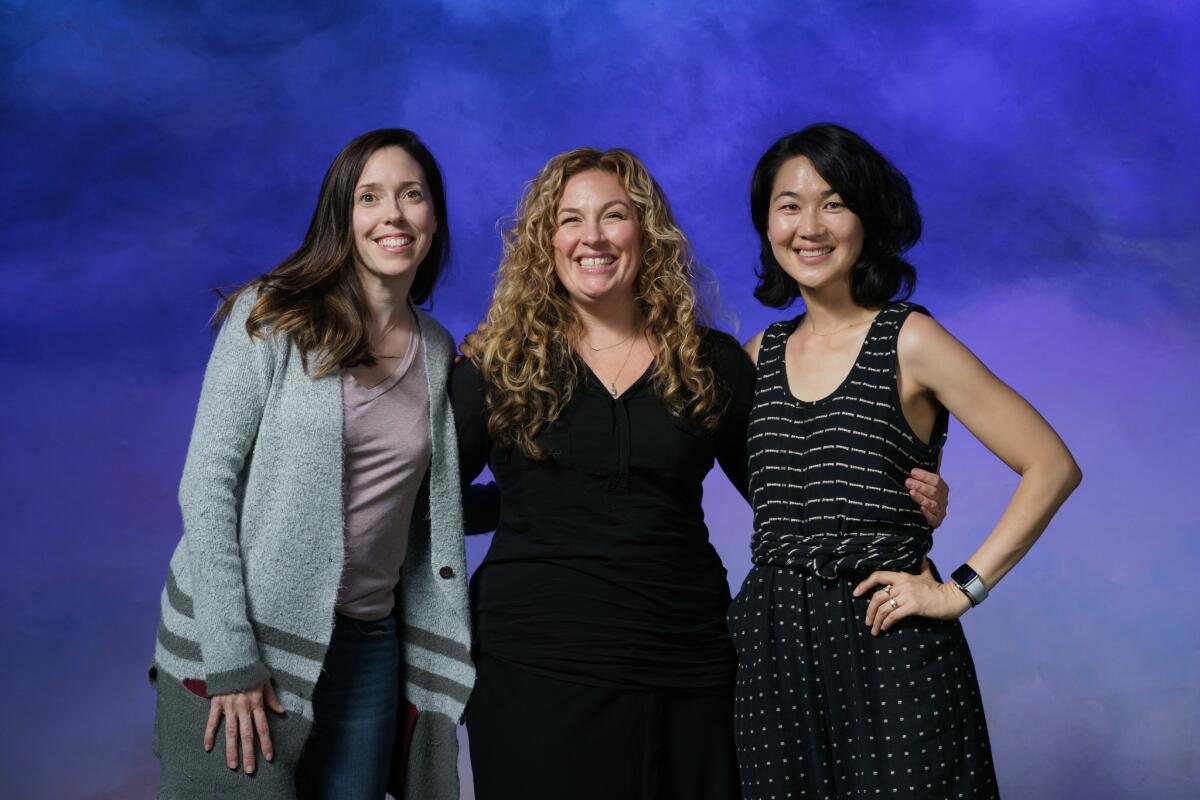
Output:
[451, 329, 754, 689]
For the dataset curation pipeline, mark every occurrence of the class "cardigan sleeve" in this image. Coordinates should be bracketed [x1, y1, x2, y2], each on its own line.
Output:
[177, 290, 274, 695]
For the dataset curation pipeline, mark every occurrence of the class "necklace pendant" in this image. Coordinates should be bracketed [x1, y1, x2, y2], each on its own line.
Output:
[609, 384, 618, 397]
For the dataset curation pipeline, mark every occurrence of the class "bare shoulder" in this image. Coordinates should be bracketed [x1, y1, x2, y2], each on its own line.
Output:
[897, 309, 961, 364]
[743, 329, 767, 366]
[897, 307, 990, 394]
[897, 307, 949, 343]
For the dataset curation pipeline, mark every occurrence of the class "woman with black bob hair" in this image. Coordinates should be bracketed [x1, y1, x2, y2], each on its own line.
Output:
[750, 122, 921, 310]
[149, 128, 474, 799]
[730, 123, 1081, 797]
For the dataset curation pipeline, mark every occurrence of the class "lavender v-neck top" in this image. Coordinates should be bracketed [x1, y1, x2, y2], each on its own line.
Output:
[338, 323, 431, 619]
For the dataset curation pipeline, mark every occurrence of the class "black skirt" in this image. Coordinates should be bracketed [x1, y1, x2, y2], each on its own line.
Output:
[729, 566, 999, 799]
[466, 655, 741, 800]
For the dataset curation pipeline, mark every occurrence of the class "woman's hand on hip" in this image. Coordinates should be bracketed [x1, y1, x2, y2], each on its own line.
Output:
[853, 570, 972, 636]
[907, 468, 949, 528]
[203, 679, 286, 773]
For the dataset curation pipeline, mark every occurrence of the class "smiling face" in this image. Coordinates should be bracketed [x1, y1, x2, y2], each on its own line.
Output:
[767, 155, 865, 296]
[351, 146, 437, 290]
[551, 169, 642, 310]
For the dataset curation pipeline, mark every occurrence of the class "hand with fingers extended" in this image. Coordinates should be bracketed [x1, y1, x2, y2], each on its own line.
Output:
[203, 679, 286, 774]
[906, 467, 949, 528]
[852, 565, 972, 637]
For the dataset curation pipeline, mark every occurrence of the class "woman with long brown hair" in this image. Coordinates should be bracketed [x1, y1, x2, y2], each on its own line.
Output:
[451, 147, 949, 799]
[149, 128, 473, 799]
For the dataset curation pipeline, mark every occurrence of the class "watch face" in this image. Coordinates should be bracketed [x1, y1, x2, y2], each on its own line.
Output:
[952, 564, 977, 585]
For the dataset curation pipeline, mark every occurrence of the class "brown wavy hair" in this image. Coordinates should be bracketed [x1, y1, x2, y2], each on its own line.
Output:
[213, 128, 450, 377]
[473, 147, 722, 459]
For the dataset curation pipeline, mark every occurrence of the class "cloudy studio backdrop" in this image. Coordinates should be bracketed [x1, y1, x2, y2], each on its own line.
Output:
[1, 1, 1195, 797]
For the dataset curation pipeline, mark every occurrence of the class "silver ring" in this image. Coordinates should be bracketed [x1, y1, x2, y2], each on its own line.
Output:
[883, 584, 893, 595]
[889, 598, 899, 609]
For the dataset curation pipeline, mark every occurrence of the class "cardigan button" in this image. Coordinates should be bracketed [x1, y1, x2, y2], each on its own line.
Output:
[438, 566, 455, 579]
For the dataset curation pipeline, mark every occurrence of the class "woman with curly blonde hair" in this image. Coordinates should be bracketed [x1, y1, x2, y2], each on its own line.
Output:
[450, 147, 752, 799]
[453, 148, 949, 797]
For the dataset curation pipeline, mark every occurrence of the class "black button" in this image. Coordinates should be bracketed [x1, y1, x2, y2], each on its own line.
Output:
[438, 566, 455, 579]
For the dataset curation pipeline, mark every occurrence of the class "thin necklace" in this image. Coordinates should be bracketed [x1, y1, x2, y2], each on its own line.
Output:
[806, 312, 877, 337]
[584, 331, 641, 397]
[586, 330, 637, 351]
[605, 335, 639, 397]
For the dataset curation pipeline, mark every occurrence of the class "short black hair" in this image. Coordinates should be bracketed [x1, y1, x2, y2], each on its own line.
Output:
[750, 123, 921, 309]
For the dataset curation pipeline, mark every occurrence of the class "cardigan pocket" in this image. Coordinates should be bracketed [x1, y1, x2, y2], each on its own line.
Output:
[152, 666, 311, 799]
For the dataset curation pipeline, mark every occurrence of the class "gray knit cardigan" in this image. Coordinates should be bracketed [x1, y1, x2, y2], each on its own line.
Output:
[151, 291, 474, 799]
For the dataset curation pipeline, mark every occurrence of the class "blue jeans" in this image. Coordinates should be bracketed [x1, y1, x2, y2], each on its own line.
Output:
[296, 612, 399, 799]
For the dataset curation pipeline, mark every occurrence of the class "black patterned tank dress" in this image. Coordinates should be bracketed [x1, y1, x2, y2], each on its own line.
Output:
[728, 303, 1000, 799]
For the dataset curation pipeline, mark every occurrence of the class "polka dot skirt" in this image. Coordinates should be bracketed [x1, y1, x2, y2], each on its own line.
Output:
[728, 566, 999, 799]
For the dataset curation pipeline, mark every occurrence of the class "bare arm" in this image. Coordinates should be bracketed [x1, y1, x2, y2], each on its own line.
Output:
[902, 313, 1080, 587]
[856, 313, 1081, 632]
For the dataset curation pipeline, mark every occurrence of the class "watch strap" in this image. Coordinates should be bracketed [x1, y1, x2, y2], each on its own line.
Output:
[951, 563, 989, 606]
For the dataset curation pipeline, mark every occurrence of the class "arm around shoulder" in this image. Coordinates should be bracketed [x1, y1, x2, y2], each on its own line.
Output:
[452, 356, 500, 533]
[706, 329, 755, 501]
[450, 355, 492, 486]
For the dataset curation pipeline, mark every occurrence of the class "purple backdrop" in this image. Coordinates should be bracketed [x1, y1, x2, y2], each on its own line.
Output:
[2, 1, 1196, 798]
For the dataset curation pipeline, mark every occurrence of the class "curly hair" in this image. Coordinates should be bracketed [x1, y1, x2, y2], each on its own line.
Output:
[473, 147, 722, 459]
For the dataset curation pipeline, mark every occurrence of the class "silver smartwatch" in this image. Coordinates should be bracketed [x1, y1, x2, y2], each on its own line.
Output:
[951, 563, 989, 607]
